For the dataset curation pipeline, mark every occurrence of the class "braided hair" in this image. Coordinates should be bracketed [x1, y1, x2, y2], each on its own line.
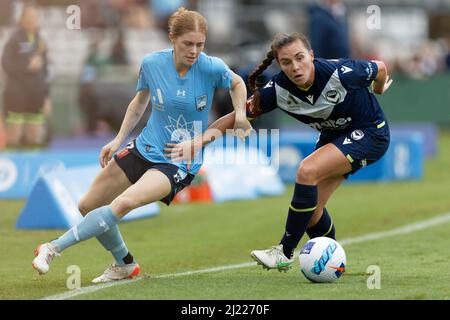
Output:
[248, 33, 312, 93]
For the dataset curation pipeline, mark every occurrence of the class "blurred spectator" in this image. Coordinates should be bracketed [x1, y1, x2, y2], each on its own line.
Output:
[150, 0, 189, 29]
[1, 4, 52, 149]
[80, 0, 121, 28]
[395, 40, 447, 80]
[0, 113, 5, 149]
[78, 29, 133, 136]
[121, 0, 153, 28]
[110, 28, 129, 65]
[78, 40, 110, 135]
[308, 0, 351, 59]
[0, 0, 15, 27]
[445, 36, 450, 71]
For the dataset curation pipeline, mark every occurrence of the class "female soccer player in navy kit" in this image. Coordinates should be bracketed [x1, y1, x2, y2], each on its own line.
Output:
[32, 8, 252, 282]
[168, 32, 393, 271]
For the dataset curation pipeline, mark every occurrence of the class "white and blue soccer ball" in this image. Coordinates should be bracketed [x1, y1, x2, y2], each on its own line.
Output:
[298, 237, 346, 283]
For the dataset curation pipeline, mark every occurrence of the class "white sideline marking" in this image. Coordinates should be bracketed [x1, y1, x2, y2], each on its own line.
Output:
[41, 212, 450, 300]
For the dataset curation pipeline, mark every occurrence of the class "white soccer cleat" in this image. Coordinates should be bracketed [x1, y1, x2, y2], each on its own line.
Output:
[32, 243, 60, 275]
[251, 244, 294, 272]
[92, 262, 141, 283]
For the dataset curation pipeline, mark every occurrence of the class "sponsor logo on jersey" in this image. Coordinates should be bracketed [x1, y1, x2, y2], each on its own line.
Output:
[195, 95, 207, 111]
[165, 115, 200, 143]
[177, 89, 186, 97]
[305, 94, 314, 104]
[153, 88, 165, 111]
[309, 117, 352, 131]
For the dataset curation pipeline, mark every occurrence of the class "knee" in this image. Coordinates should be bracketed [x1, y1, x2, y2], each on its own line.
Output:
[110, 196, 137, 218]
[297, 161, 319, 185]
[78, 197, 92, 216]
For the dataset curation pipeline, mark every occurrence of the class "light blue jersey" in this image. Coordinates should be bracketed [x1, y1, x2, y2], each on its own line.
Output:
[135, 49, 233, 175]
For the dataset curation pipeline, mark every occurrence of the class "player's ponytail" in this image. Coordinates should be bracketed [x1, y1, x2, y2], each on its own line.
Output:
[248, 50, 275, 93]
[248, 32, 312, 92]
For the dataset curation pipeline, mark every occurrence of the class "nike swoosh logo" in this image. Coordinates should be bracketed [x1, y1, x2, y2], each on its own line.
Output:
[277, 261, 293, 268]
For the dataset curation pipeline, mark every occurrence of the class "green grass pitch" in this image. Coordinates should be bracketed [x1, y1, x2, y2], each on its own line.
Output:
[1, 132, 450, 300]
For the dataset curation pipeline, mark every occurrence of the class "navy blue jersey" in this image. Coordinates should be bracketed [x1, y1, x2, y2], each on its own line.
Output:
[246, 58, 386, 134]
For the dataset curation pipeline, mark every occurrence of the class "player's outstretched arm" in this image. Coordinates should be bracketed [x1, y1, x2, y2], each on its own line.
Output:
[229, 72, 253, 140]
[164, 111, 236, 163]
[99, 90, 150, 167]
[371, 60, 393, 94]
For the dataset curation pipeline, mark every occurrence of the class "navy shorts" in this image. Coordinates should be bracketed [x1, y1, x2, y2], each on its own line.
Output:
[315, 121, 390, 178]
[114, 140, 195, 205]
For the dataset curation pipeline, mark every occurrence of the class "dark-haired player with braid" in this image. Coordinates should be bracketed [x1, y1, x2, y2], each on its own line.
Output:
[167, 32, 393, 271]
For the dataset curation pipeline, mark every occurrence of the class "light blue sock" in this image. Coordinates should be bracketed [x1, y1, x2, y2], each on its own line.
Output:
[51, 205, 120, 253]
[96, 225, 129, 266]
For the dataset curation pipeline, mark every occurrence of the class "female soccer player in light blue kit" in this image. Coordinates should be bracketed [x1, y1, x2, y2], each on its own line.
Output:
[32, 8, 252, 282]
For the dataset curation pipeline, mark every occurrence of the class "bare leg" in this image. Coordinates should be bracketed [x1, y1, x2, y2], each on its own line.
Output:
[111, 169, 172, 218]
[280, 143, 351, 256]
[78, 158, 132, 216]
[309, 176, 345, 227]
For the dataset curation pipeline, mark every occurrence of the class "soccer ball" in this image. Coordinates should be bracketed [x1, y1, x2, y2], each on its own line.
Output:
[298, 237, 346, 283]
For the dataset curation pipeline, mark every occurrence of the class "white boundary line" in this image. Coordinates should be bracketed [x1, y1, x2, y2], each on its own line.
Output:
[41, 212, 450, 300]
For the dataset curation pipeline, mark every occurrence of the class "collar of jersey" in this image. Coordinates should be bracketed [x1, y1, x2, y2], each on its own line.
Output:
[171, 49, 194, 80]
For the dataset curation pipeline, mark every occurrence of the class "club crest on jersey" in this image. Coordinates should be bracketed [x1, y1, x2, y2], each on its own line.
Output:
[351, 130, 364, 140]
[326, 90, 341, 103]
[196, 95, 207, 111]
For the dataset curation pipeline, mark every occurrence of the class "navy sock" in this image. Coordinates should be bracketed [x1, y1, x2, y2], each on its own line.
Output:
[280, 183, 317, 259]
[122, 252, 134, 265]
[306, 208, 336, 240]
